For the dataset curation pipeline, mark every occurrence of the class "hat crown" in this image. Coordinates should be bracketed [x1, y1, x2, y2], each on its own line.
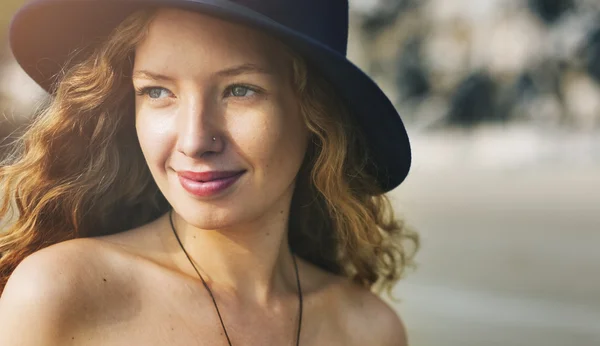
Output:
[231, 0, 349, 54]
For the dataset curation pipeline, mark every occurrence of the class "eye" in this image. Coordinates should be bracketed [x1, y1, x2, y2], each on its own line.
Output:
[135, 86, 173, 100]
[226, 85, 258, 98]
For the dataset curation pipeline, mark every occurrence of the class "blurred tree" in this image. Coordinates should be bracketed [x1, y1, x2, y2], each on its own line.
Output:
[359, 0, 415, 35]
[396, 37, 430, 101]
[527, 0, 575, 24]
[584, 25, 600, 83]
[447, 72, 499, 127]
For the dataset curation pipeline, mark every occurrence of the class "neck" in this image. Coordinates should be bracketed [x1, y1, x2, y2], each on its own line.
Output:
[165, 201, 297, 304]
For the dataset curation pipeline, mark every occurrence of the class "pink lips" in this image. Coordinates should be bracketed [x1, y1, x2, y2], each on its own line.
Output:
[177, 170, 245, 197]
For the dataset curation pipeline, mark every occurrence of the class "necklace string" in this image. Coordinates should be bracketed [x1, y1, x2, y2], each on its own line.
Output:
[168, 209, 303, 346]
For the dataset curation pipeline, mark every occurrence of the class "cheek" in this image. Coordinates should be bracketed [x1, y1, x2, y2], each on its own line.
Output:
[232, 105, 308, 181]
[135, 109, 174, 170]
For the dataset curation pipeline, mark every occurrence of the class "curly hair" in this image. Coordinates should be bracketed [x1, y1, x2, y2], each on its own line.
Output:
[0, 8, 418, 295]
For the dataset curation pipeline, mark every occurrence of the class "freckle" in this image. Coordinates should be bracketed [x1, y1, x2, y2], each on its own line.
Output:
[171, 327, 175, 331]
[280, 210, 283, 214]
[266, 232, 270, 236]
[72, 337, 75, 340]
[102, 278, 107, 282]
[193, 235, 196, 239]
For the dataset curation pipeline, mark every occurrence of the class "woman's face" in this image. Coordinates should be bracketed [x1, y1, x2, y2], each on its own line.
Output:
[133, 9, 309, 229]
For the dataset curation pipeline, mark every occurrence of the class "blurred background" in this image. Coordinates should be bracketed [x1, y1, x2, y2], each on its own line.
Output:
[1, 0, 599, 345]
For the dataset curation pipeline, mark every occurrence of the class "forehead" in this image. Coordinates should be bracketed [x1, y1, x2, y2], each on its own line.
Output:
[134, 9, 287, 74]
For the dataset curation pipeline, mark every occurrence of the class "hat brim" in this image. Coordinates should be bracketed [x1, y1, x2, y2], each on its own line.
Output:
[9, 0, 411, 192]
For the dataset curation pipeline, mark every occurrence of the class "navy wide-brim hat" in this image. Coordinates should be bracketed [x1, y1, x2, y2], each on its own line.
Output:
[9, 0, 411, 192]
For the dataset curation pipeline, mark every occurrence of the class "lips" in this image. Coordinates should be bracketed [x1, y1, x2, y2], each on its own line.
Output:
[176, 170, 246, 198]
[177, 170, 245, 182]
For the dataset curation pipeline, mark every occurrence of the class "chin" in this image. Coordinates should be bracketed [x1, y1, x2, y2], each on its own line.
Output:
[172, 193, 260, 230]
[183, 215, 236, 231]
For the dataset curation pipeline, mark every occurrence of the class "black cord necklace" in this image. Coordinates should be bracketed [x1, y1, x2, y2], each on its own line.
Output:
[168, 209, 303, 346]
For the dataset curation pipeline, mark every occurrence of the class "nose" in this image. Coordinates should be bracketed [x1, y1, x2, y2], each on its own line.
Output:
[175, 97, 224, 158]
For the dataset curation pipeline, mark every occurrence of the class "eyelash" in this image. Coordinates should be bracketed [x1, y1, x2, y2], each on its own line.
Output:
[224, 84, 262, 98]
[134, 84, 262, 100]
[134, 86, 169, 99]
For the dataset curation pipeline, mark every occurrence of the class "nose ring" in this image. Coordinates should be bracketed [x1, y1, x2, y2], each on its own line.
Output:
[212, 137, 216, 142]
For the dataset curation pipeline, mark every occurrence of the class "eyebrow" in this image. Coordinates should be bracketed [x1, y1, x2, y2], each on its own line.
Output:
[215, 63, 275, 77]
[132, 70, 173, 82]
[132, 63, 275, 81]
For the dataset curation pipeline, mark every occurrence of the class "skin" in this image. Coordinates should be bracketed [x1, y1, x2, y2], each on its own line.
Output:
[0, 9, 407, 346]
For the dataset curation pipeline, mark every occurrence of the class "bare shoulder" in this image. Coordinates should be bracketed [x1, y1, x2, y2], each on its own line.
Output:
[296, 259, 407, 345]
[0, 238, 135, 344]
[0, 237, 132, 306]
[318, 277, 408, 346]
[1, 237, 106, 303]
[338, 281, 408, 346]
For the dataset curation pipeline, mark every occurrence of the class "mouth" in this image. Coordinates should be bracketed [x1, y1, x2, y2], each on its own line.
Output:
[177, 170, 246, 182]
[176, 170, 246, 198]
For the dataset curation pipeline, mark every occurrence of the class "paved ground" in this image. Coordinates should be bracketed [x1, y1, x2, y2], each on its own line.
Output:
[387, 127, 600, 346]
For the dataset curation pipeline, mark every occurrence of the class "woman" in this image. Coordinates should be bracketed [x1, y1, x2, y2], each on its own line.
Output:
[0, 1, 418, 345]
